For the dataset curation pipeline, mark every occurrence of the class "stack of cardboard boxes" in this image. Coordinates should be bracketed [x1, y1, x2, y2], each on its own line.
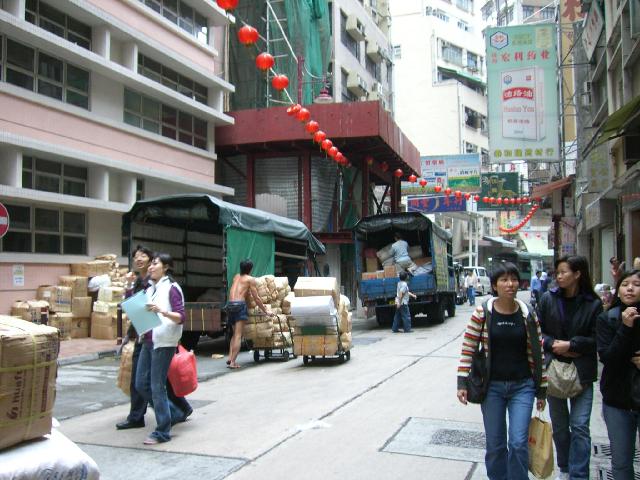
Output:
[361, 243, 432, 280]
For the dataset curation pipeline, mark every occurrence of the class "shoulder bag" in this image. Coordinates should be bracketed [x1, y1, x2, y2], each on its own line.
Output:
[466, 303, 490, 404]
[546, 297, 583, 399]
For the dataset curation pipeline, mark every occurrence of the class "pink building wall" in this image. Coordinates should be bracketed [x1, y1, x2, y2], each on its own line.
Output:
[0, 93, 216, 182]
[87, 0, 217, 73]
[0, 263, 70, 315]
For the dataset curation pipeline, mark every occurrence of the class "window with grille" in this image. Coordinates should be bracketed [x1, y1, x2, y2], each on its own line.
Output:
[340, 11, 360, 60]
[441, 41, 463, 66]
[456, 0, 473, 12]
[0, 203, 87, 254]
[138, 0, 208, 44]
[25, 0, 92, 50]
[124, 88, 208, 149]
[434, 9, 450, 21]
[22, 156, 87, 197]
[138, 53, 207, 104]
[465, 142, 478, 153]
[2, 37, 90, 108]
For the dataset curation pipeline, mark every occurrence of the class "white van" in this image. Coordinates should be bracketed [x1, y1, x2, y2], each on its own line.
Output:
[464, 267, 492, 296]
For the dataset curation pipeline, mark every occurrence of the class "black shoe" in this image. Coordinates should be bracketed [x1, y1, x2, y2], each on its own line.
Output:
[116, 419, 145, 430]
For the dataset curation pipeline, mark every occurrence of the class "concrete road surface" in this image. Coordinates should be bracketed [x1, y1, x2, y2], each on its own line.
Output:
[58, 292, 613, 480]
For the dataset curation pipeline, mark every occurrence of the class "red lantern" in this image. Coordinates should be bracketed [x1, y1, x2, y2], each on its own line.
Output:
[328, 146, 339, 158]
[419, 179, 427, 187]
[444, 187, 452, 196]
[502, 197, 509, 204]
[483, 196, 489, 203]
[365, 155, 374, 166]
[394, 168, 403, 178]
[474, 195, 480, 202]
[237, 25, 259, 45]
[534, 196, 542, 202]
[489, 197, 495, 204]
[321, 139, 333, 151]
[313, 130, 326, 144]
[509, 198, 516, 205]
[455, 190, 462, 198]
[409, 174, 417, 183]
[217, 0, 238, 10]
[496, 198, 503, 205]
[464, 193, 471, 200]
[296, 107, 311, 123]
[305, 120, 319, 134]
[523, 196, 529, 203]
[335, 152, 345, 164]
[271, 74, 289, 91]
[434, 185, 442, 193]
[287, 104, 301, 116]
[256, 52, 274, 71]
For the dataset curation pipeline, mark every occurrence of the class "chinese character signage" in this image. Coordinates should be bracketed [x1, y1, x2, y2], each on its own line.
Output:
[477, 172, 520, 211]
[486, 25, 560, 163]
[582, 2, 604, 59]
[407, 195, 468, 213]
[401, 153, 480, 195]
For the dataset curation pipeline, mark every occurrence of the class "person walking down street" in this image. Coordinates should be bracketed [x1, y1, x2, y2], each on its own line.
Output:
[135, 253, 191, 445]
[226, 259, 274, 369]
[390, 232, 416, 274]
[465, 270, 478, 306]
[537, 255, 602, 480]
[531, 271, 543, 305]
[392, 271, 416, 333]
[597, 269, 640, 480]
[457, 262, 547, 480]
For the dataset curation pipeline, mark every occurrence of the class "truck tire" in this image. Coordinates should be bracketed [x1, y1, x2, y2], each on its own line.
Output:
[430, 302, 446, 324]
[180, 331, 201, 351]
[446, 299, 456, 318]
[375, 306, 394, 327]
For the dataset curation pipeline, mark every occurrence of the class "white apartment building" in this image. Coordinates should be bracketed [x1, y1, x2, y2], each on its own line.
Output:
[390, 0, 488, 159]
[0, 0, 234, 310]
[328, 0, 394, 110]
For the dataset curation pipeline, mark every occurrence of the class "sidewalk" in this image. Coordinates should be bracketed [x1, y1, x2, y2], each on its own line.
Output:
[58, 338, 119, 366]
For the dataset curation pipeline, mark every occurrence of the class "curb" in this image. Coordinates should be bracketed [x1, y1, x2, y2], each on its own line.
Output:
[58, 348, 119, 367]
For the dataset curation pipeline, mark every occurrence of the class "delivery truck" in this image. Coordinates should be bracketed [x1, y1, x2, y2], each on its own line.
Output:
[122, 194, 325, 349]
[353, 213, 456, 326]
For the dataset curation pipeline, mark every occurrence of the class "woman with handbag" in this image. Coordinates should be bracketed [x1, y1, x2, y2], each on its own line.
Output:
[457, 262, 547, 480]
[135, 253, 192, 445]
[537, 255, 602, 480]
[597, 269, 640, 480]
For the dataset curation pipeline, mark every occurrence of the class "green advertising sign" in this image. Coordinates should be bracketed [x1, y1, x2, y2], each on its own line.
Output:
[486, 25, 560, 163]
[477, 172, 520, 211]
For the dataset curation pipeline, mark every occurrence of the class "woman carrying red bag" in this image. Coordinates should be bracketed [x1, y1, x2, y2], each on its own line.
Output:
[135, 253, 192, 445]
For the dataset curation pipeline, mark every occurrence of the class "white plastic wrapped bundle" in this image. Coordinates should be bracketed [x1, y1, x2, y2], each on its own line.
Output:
[376, 243, 394, 262]
[290, 296, 336, 317]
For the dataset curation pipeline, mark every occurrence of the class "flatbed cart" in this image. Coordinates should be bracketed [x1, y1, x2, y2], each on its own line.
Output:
[295, 317, 352, 365]
[249, 314, 296, 363]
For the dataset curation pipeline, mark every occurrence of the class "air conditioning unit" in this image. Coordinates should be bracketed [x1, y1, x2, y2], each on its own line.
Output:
[347, 71, 367, 96]
[583, 81, 591, 93]
[425, 6, 433, 15]
[369, 91, 380, 101]
[346, 14, 366, 41]
[366, 40, 383, 62]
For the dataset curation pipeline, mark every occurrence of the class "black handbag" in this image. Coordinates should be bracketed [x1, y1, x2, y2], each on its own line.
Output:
[467, 305, 489, 404]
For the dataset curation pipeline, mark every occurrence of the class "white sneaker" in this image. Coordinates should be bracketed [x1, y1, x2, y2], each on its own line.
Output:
[554, 473, 569, 480]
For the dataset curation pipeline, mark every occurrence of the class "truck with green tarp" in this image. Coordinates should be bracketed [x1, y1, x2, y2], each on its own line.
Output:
[122, 194, 325, 349]
[353, 212, 456, 326]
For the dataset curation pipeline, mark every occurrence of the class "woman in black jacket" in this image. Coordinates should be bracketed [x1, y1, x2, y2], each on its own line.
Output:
[597, 269, 640, 480]
[537, 255, 602, 480]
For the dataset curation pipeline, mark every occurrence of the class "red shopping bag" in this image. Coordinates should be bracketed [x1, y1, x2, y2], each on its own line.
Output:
[168, 344, 198, 396]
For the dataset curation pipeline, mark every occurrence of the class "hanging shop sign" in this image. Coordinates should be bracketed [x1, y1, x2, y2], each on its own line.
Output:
[582, 2, 604, 60]
[486, 25, 560, 163]
[477, 172, 521, 211]
[401, 153, 480, 195]
[406, 195, 468, 213]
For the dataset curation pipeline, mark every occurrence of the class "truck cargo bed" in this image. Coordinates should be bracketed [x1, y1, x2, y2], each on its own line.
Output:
[359, 273, 435, 301]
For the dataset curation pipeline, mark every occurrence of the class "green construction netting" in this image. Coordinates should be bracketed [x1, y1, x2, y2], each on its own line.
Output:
[225, 226, 275, 293]
[229, 0, 332, 110]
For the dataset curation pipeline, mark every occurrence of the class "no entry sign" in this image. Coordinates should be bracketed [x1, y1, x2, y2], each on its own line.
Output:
[0, 203, 9, 239]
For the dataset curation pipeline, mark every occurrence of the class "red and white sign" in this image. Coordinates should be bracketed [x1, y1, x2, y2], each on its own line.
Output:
[0, 202, 9, 239]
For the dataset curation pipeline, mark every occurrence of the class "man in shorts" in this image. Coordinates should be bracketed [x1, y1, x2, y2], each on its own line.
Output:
[226, 259, 273, 368]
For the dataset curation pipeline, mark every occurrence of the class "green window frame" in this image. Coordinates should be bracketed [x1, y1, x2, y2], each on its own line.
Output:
[25, 0, 92, 50]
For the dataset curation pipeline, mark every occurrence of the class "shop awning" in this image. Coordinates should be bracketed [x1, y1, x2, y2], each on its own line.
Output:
[531, 176, 573, 198]
[439, 67, 486, 87]
[582, 95, 640, 156]
[519, 235, 554, 257]
[483, 235, 516, 247]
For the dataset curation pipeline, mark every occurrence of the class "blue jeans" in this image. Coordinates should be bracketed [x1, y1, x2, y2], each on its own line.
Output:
[135, 343, 183, 442]
[603, 404, 640, 480]
[468, 287, 476, 306]
[128, 341, 147, 423]
[481, 378, 536, 480]
[392, 304, 411, 332]
[547, 384, 594, 479]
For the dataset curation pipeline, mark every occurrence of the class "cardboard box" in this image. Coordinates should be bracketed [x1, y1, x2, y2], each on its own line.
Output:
[70, 260, 111, 277]
[93, 301, 118, 316]
[90, 324, 116, 340]
[72, 297, 92, 318]
[91, 311, 116, 328]
[58, 275, 88, 298]
[70, 318, 90, 339]
[292, 334, 339, 356]
[36, 285, 56, 302]
[50, 286, 72, 313]
[384, 265, 397, 278]
[294, 277, 340, 306]
[376, 270, 385, 279]
[49, 313, 73, 339]
[90, 312, 117, 339]
[361, 272, 377, 280]
[97, 286, 124, 303]
[11, 300, 49, 323]
[365, 257, 379, 272]
[0, 316, 59, 450]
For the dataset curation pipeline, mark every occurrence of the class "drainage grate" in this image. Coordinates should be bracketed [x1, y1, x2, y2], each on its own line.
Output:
[431, 429, 486, 450]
